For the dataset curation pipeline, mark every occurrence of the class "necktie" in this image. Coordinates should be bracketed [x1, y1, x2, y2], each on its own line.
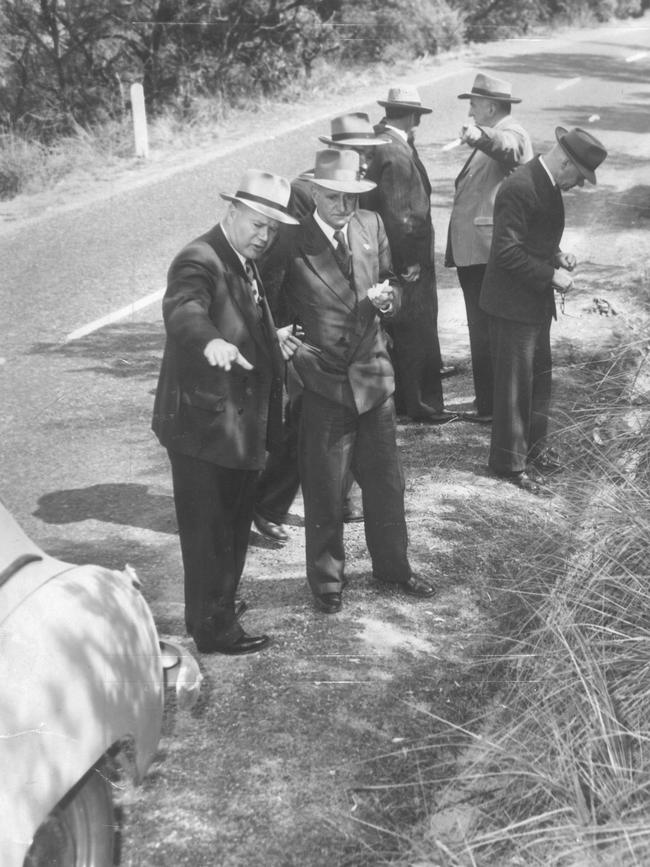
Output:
[333, 229, 351, 277]
[244, 259, 261, 303]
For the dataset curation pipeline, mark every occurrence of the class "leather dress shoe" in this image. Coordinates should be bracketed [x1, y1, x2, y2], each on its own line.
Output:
[375, 573, 436, 598]
[234, 599, 248, 618]
[313, 592, 342, 614]
[197, 630, 271, 655]
[496, 467, 551, 497]
[531, 447, 563, 474]
[343, 504, 364, 523]
[411, 410, 458, 425]
[461, 411, 492, 425]
[440, 365, 458, 379]
[253, 512, 289, 544]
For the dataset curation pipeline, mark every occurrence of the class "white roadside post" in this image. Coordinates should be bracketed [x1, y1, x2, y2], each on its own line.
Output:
[130, 82, 149, 159]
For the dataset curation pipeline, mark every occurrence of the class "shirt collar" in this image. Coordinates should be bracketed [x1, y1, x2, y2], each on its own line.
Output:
[538, 155, 557, 187]
[313, 209, 349, 246]
[383, 123, 408, 143]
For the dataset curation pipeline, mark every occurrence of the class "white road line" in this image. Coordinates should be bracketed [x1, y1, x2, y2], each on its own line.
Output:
[626, 51, 648, 63]
[64, 288, 164, 342]
[556, 77, 582, 91]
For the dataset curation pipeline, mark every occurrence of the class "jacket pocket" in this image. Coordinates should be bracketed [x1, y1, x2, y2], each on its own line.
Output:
[181, 389, 226, 413]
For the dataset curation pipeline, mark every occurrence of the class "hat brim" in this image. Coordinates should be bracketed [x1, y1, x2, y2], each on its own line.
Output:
[554, 126, 597, 185]
[318, 135, 389, 147]
[457, 92, 522, 103]
[220, 193, 299, 224]
[377, 100, 432, 114]
[308, 177, 376, 194]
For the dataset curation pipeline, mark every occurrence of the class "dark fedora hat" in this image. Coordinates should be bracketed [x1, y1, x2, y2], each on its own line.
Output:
[555, 126, 607, 184]
[458, 73, 521, 104]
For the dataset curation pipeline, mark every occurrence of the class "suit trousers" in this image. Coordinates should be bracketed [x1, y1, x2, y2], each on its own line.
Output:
[457, 264, 493, 416]
[255, 395, 302, 525]
[386, 265, 444, 418]
[487, 315, 552, 474]
[298, 390, 410, 595]
[168, 449, 257, 645]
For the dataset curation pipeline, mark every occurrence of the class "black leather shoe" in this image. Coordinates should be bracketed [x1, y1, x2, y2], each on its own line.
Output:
[313, 592, 342, 614]
[497, 468, 551, 496]
[440, 365, 458, 379]
[412, 411, 458, 425]
[197, 631, 271, 655]
[343, 504, 364, 523]
[375, 573, 436, 598]
[234, 599, 248, 618]
[253, 513, 289, 544]
[401, 574, 437, 597]
[531, 447, 563, 473]
[461, 411, 492, 425]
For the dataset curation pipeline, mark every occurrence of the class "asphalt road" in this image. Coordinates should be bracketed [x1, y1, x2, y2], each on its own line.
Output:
[1, 17, 648, 578]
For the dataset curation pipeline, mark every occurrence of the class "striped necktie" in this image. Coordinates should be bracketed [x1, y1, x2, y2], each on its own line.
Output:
[333, 229, 351, 277]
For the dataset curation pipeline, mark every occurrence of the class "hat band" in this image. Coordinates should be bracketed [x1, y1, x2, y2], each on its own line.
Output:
[331, 131, 376, 141]
[314, 169, 362, 182]
[471, 86, 513, 100]
[235, 190, 290, 215]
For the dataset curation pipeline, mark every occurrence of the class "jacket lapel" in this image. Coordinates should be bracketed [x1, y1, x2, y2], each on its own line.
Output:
[301, 217, 357, 312]
[208, 225, 271, 360]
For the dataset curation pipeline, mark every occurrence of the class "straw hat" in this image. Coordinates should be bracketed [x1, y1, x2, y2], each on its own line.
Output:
[457, 73, 521, 104]
[555, 127, 607, 185]
[319, 112, 390, 148]
[221, 169, 299, 224]
[306, 149, 376, 194]
[377, 85, 432, 114]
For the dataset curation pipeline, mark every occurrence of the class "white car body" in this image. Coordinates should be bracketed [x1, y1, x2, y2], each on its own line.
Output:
[0, 501, 198, 867]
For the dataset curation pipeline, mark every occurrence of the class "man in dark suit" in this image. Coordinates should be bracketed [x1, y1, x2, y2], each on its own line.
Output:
[151, 170, 300, 654]
[445, 73, 533, 424]
[253, 113, 390, 544]
[278, 148, 436, 612]
[480, 127, 607, 494]
[364, 86, 452, 423]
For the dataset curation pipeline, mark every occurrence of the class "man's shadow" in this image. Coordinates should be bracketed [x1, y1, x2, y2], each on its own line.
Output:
[34, 483, 177, 534]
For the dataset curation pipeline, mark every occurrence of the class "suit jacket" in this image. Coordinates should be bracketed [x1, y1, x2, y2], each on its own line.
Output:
[152, 224, 284, 469]
[445, 115, 533, 267]
[280, 209, 400, 415]
[362, 123, 434, 272]
[480, 157, 565, 325]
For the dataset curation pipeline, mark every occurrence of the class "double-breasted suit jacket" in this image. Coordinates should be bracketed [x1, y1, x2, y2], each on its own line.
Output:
[152, 224, 284, 470]
[446, 115, 533, 268]
[284, 209, 400, 415]
[480, 156, 566, 474]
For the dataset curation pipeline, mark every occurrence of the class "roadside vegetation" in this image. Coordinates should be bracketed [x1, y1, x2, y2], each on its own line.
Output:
[349, 273, 650, 864]
[0, 0, 648, 200]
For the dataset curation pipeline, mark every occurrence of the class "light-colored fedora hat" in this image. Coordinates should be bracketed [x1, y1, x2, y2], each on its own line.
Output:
[221, 169, 299, 224]
[555, 126, 607, 185]
[377, 85, 432, 114]
[458, 73, 521, 103]
[318, 112, 390, 148]
[306, 149, 376, 194]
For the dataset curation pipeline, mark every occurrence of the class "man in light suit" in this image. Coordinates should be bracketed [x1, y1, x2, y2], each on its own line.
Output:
[364, 86, 453, 423]
[480, 127, 607, 494]
[279, 149, 436, 612]
[152, 170, 300, 654]
[446, 73, 533, 424]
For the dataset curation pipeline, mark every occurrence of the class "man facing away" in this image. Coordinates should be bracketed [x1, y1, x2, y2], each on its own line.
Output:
[152, 170, 300, 654]
[364, 86, 453, 424]
[278, 148, 437, 613]
[480, 127, 608, 494]
[445, 73, 533, 424]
